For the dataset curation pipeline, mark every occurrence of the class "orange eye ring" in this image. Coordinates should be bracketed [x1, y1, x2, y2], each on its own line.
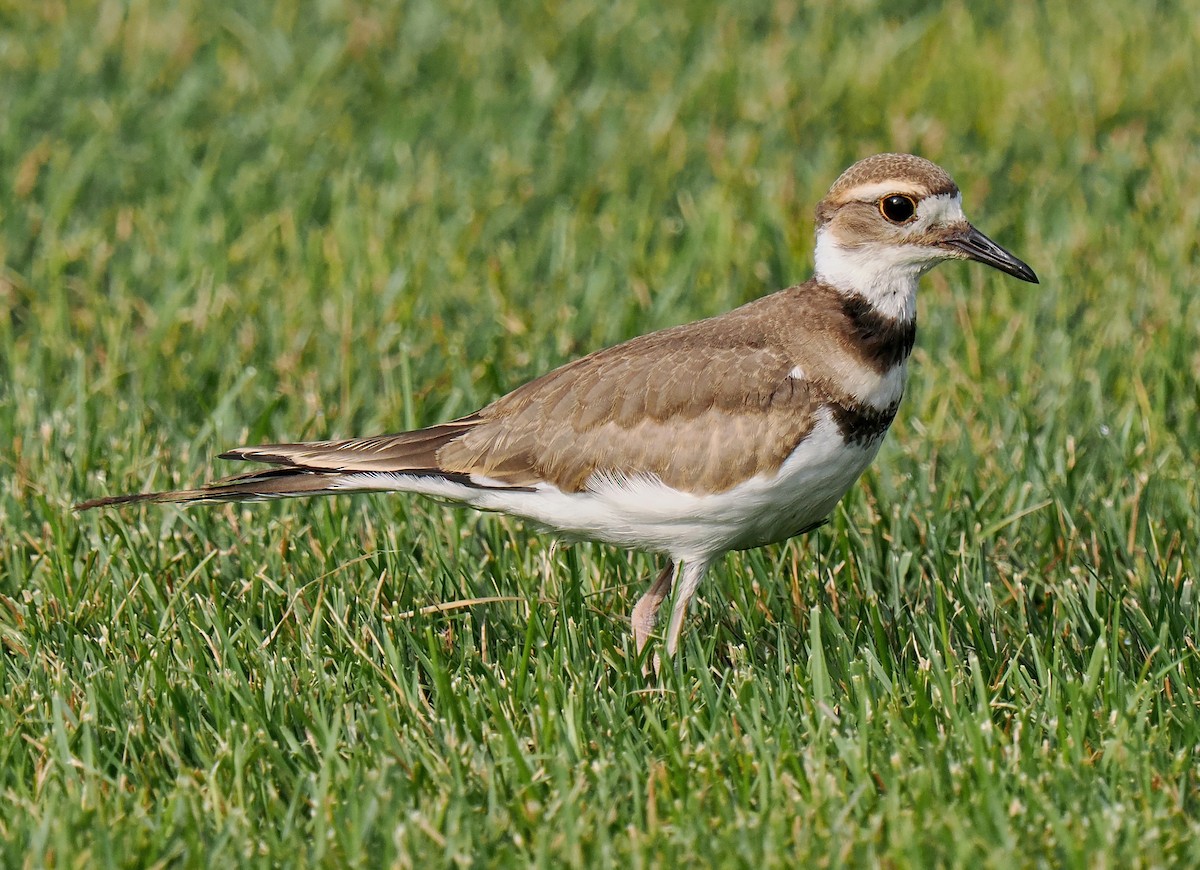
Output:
[879, 194, 917, 223]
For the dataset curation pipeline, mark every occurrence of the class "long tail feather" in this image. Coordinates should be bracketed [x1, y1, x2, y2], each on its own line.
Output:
[73, 467, 350, 510]
[74, 415, 543, 511]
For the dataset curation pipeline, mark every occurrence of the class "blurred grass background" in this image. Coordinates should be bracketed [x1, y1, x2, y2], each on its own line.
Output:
[2, 0, 1199, 865]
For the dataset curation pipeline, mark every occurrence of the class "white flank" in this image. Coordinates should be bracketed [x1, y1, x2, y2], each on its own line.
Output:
[338, 409, 884, 564]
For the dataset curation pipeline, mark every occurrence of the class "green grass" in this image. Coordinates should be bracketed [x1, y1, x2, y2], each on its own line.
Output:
[3, 0, 1199, 865]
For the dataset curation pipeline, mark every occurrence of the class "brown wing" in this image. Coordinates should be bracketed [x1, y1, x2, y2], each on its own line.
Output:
[434, 311, 822, 493]
[74, 282, 889, 510]
[219, 419, 479, 474]
[218, 298, 823, 495]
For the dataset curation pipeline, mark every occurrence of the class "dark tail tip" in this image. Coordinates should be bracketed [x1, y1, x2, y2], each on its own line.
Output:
[74, 491, 171, 511]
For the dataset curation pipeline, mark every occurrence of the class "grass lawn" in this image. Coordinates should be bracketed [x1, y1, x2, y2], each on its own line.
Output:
[3, 0, 1199, 865]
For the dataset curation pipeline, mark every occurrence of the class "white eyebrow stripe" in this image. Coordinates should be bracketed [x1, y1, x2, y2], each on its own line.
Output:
[837, 180, 930, 202]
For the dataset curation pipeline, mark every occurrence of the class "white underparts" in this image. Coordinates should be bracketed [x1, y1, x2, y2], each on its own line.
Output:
[338, 408, 885, 564]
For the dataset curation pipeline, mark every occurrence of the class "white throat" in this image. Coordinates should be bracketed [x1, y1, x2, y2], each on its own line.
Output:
[812, 191, 965, 322]
[812, 229, 925, 322]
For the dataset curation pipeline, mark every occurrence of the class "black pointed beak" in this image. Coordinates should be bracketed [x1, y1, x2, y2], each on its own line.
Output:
[944, 225, 1039, 284]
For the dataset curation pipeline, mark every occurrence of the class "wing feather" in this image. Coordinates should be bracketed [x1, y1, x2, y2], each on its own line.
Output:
[213, 301, 823, 495]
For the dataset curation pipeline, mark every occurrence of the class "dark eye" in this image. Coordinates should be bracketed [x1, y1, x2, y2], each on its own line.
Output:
[879, 194, 917, 223]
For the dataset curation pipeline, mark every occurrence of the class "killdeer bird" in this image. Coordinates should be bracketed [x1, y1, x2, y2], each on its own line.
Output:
[78, 153, 1037, 663]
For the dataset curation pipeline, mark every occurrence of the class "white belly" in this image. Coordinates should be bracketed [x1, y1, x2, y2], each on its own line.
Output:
[457, 409, 887, 561]
[343, 409, 888, 561]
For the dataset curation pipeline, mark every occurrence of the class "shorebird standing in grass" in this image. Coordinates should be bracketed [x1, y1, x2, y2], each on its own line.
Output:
[78, 153, 1038, 665]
